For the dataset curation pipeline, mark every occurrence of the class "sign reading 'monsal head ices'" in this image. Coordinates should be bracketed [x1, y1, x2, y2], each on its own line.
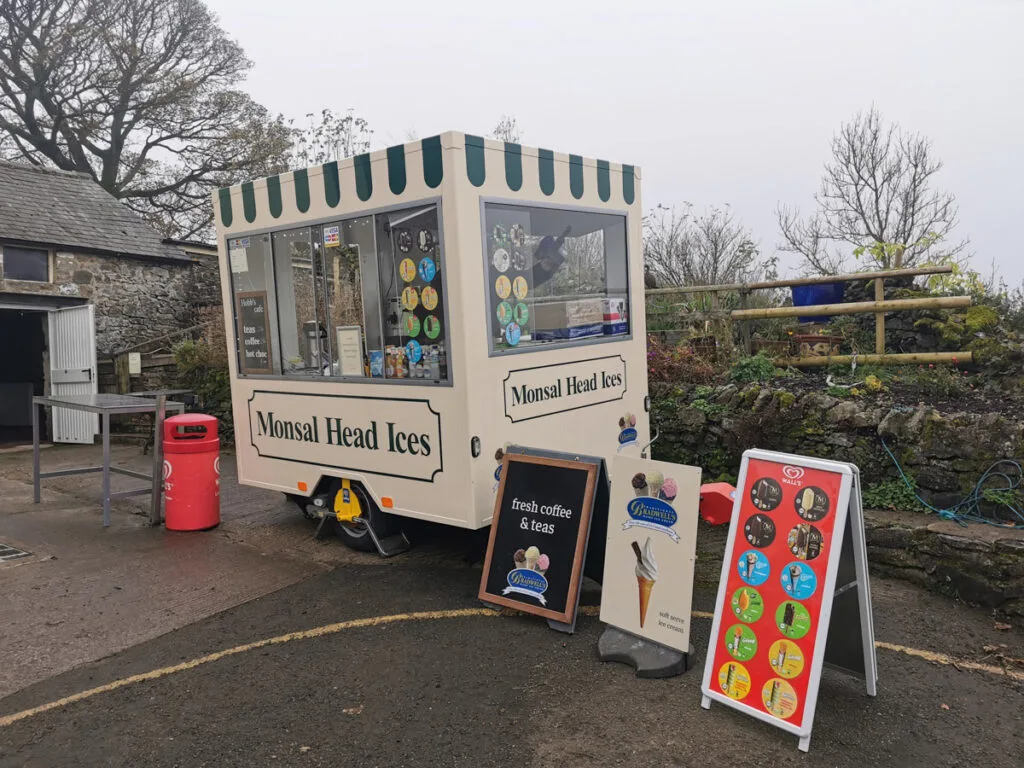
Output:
[502, 355, 627, 423]
[600, 456, 701, 653]
[247, 390, 442, 482]
[701, 450, 875, 752]
[479, 452, 600, 628]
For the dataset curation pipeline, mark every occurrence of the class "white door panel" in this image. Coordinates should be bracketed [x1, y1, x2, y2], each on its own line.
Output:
[48, 305, 98, 443]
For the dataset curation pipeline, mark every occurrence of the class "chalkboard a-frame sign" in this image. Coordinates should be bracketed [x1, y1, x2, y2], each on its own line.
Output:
[479, 451, 600, 629]
[236, 290, 274, 375]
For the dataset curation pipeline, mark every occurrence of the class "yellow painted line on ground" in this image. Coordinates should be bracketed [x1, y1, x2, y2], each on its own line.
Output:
[1, 606, 1020, 729]
[0, 608, 496, 729]
[580, 606, 1021, 680]
[875, 640, 1024, 683]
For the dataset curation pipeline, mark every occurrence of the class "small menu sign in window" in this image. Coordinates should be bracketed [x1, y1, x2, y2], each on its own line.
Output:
[236, 291, 273, 374]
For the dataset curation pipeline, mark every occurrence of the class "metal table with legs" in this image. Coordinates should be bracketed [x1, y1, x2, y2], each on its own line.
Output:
[32, 394, 186, 527]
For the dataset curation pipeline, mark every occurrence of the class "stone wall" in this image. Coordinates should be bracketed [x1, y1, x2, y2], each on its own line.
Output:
[652, 382, 1024, 512]
[0, 249, 220, 356]
[866, 509, 1024, 615]
[652, 382, 1024, 614]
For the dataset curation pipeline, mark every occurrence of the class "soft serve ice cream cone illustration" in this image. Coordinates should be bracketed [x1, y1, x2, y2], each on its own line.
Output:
[631, 538, 658, 628]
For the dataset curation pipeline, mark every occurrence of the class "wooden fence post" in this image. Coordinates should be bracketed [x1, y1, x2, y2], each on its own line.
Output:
[114, 353, 130, 394]
[874, 277, 885, 354]
[739, 289, 752, 355]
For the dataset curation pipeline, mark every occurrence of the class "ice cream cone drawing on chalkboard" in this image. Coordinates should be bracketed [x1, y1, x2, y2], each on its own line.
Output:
[632, 538, 658, 627]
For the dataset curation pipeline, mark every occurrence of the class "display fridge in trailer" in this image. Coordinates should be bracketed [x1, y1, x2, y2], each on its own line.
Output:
[214, 132, 648, 553]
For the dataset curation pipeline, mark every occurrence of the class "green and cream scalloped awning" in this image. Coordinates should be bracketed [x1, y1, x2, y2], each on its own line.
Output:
[215, 132, 640, 232]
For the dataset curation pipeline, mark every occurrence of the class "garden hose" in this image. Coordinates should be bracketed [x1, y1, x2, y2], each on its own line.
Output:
[880, 439, 1024, 529]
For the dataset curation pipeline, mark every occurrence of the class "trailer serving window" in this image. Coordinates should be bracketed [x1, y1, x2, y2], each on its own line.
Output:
[483, 202, 629, 353]
[227, 201, 449, 384]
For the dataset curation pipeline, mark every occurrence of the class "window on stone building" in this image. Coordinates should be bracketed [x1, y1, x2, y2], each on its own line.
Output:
[2, 246, 50, 282]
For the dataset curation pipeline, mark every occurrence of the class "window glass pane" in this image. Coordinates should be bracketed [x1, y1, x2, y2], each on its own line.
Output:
[318, 217, 379, 378]
[228, 234, 280, 375]
[273, 227, 325, 376]
[3, 247, 49, 282]
[483, 203, 629, 352]
[376, 205, 449, 381]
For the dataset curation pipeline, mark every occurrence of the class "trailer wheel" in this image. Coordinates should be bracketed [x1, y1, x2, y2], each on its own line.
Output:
[335, 483, 378, 552]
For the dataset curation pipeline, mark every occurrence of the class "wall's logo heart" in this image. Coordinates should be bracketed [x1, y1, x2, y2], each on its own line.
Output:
[783, 465, 804, 481]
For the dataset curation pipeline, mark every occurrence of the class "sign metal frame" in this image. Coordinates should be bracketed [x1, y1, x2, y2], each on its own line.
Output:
[700, 449, 877, 753]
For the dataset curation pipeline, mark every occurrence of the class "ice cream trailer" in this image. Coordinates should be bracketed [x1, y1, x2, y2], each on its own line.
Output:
[213, 132, 648, 553]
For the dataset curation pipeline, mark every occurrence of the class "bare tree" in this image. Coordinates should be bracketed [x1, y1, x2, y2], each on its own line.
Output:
[778, 107, 968, 274]
[644, 204, 773, 288]
[0, 0, 292, 239]
[290, 108, 373, 168]
[490, 115, 522, 144]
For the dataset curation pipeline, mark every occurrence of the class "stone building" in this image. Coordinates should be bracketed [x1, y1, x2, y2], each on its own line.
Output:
[0, 160, 218, 444]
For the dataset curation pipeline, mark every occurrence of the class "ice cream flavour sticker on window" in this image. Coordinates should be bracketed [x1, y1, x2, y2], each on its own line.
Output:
[503, 546, 551, 605]
[622, 470, 680, 542]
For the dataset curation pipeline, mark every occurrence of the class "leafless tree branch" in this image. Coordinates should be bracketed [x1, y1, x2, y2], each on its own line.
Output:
[0, 0, 292, 239]
[644, 203, 775, 288]
[777, 107, 969, 274]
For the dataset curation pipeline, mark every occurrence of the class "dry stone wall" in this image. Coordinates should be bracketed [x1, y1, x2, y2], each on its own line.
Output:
[652, 382, 1024, 614]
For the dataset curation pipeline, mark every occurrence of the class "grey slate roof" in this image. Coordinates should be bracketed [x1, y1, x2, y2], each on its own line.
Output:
[0, 160, 190, 262]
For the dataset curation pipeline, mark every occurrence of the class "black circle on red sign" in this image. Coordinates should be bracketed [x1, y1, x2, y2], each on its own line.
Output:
[787, 523, 823, 560]
[744, 513, 777, 548]
[795, 486, 830, 521]
[749, 477, 783, 512]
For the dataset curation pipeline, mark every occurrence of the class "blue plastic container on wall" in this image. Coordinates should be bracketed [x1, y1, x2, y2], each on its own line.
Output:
[792, 283, 846, 323]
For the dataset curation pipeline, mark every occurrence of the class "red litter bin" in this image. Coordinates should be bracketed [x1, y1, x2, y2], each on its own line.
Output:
[163, 413, 220, 531]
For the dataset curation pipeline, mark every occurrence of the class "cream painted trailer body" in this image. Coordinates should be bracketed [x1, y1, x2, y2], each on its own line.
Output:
[214, 132, 648, 549]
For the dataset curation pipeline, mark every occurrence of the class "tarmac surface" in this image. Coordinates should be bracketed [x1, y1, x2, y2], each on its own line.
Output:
[1, 445, 1023, 767]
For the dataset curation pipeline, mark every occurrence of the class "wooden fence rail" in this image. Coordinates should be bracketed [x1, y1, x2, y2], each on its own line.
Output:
[644, 265, 973, 366]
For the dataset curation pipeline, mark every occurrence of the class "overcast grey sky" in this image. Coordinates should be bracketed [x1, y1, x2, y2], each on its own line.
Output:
[208, 0, 1024, 282]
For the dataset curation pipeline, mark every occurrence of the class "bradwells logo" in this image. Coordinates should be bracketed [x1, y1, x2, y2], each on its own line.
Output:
[623, 497, 680, 542]
[782, 465, 805, 485]
[503, 568, 549, 605]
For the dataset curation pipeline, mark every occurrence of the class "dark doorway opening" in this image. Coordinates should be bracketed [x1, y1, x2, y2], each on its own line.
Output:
[0, 309, 47, 446]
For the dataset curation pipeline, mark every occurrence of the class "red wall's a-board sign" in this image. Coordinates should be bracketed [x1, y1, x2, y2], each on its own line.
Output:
[700, 449, 877, 753]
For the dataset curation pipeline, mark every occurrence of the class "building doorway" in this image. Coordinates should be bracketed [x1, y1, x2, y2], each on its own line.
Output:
[0, 308, 47, 446]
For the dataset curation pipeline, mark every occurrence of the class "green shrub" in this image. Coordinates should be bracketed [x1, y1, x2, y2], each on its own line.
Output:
[691, 398, 726, 419]
[862, 478, 926, 512]
[911, 364, 967, 398]
[174, 339, 234, 444]
[729, 353, 778, 383]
